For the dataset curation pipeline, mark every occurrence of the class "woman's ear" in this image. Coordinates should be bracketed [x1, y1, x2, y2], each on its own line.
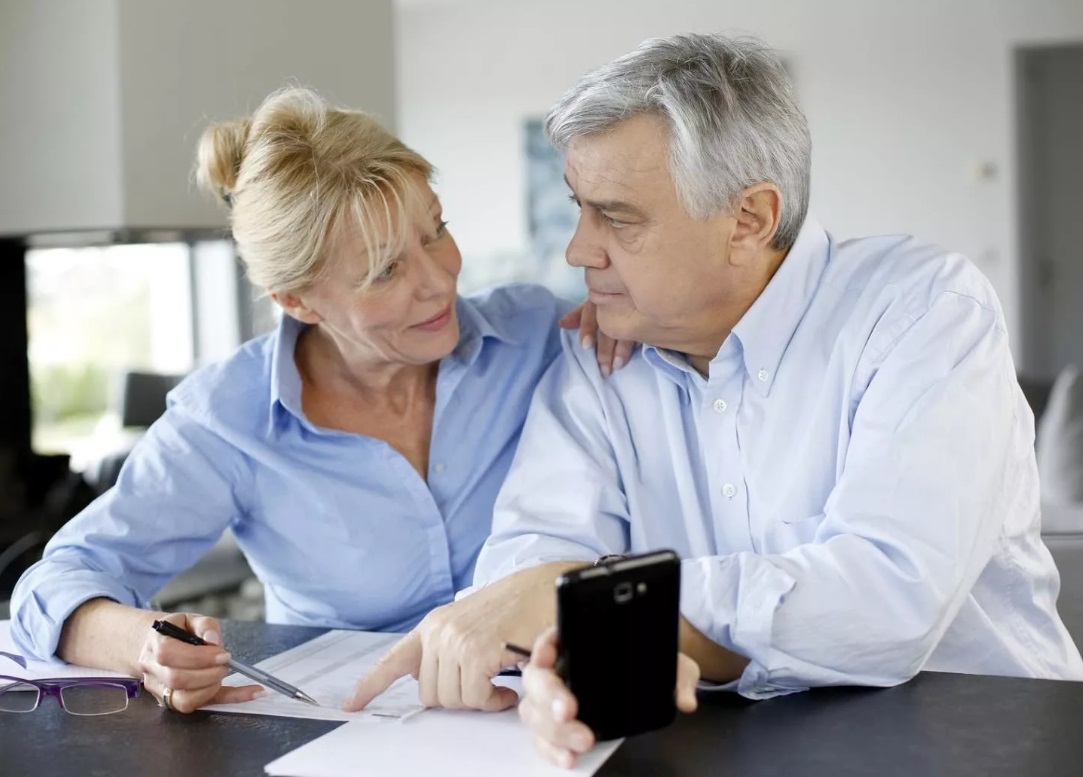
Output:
[271, 291, 322, 325]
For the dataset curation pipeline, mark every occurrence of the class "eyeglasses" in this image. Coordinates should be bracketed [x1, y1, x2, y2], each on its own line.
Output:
[0, 676, 142, 716]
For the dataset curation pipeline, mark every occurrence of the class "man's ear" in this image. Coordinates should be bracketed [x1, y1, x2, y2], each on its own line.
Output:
[271, 291, 322, 325]
[728, 184, 783, 259]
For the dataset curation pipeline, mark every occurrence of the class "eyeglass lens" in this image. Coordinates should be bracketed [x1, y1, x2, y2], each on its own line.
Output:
[0, 681, 40, 713]
[60, 684, 130, 716]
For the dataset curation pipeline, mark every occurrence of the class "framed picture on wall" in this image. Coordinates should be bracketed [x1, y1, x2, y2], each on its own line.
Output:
[524, 118, 584, 299]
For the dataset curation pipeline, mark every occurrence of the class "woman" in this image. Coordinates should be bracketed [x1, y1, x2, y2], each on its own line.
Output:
[9, 87, 629, 713]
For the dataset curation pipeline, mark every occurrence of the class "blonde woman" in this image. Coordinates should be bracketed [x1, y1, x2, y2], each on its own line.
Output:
[9, 87, 630, 714]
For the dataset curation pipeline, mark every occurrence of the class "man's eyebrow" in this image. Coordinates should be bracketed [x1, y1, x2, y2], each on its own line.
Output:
[564, 176, 646, 219]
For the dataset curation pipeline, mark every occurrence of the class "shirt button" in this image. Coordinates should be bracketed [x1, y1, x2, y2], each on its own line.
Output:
[713, 398, 727, 413]
[757, 369, 770, 382]
[722, 483, 737, 499]
[433, 462, 446, 474]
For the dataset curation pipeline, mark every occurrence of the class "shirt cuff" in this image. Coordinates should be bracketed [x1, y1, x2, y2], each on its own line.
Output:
[680, 555, 805, 700]
[454, 585, 480, 602]
[11, 565, 140, 662]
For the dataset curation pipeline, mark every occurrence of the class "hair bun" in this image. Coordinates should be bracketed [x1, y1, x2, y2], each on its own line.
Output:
[195, 118, 251, 207]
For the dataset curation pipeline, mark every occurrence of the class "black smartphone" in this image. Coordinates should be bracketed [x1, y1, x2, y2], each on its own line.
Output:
[555, 550, 681, 741]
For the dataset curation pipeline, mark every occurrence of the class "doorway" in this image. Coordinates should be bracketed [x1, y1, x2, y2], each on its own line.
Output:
[1016, 44, 1083, 379]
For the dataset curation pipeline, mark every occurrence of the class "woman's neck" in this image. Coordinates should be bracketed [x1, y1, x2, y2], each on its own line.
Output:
[294, 325, 437, 408]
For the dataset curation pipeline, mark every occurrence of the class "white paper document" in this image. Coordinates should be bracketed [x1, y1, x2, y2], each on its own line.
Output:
[264, 700, 622, 777]
[204, 629, 425, 722]
[0, 620, 131, 681]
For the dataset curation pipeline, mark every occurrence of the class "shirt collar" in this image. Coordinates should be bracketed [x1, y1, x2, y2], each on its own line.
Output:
[639, 215, 831, 397]
[268, 314, 307, 433]
[267, 294, 517, 434]
[731, 215, 831, 396]
[447, 294, 520, 367]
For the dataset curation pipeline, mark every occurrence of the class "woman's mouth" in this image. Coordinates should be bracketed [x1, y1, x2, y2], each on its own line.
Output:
[412, 304, 453, 331]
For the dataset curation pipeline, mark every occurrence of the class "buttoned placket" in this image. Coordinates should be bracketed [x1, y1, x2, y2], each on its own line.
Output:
[698, 348, 754, 555]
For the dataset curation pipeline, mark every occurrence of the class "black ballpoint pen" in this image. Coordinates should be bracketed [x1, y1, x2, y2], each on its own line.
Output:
[151, 620, 319, 706]
[503, 642, 532, 660]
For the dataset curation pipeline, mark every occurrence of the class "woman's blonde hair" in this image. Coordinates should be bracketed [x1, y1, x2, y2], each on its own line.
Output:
[196, 86, 434, 293]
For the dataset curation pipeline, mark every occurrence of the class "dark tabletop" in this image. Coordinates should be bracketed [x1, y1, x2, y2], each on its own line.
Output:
[3, 620, 1082, 777]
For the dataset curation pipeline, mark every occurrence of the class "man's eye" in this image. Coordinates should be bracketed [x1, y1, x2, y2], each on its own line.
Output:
[436, 219, 449, 236]
[604, 215, 629, 229]
[567, 194, 581, 208]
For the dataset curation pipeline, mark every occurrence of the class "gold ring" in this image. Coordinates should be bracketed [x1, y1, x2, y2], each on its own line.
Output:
[162, 686, 176, 712]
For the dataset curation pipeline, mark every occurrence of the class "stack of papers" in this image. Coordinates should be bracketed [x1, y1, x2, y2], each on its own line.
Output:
[264, 698, 622, 777]
[205, 630, 425, 722]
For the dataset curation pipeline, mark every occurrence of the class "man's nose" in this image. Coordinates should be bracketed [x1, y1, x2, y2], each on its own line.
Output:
[565, 217, 608, 269]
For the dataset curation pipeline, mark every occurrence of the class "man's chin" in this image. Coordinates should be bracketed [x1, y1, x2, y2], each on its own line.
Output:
[595, 313, 644, 349]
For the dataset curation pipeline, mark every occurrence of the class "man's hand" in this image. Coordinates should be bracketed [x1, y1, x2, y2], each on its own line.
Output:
[344, 562, 583, 713]
[559, 302, 635, 377]
[518, 627, 700, 769]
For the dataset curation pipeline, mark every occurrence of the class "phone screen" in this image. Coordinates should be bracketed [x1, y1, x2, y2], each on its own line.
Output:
[556, 550, 680, 741]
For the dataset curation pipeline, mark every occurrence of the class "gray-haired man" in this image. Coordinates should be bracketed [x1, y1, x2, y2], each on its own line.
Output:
[348, 33, 1082, 768]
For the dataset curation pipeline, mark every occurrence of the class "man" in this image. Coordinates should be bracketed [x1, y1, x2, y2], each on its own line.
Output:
[348, 32, 1083, 765]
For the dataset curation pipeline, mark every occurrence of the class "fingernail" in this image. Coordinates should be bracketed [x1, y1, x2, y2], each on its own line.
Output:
[251, 690, 267, 699]
[601, 365, 611, 379]
[559, 749, 575, 768]
[552, 698, 568, 719]
[202, 630, 220, 645]
[215, 652, 232, 665]
[612, 356, 625, 371]
[572, 732, 592, 751]
[581, 335, 594, 350]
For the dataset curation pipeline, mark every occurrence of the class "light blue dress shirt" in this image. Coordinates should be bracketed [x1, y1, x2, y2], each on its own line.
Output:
[473, 217, 1083, 699]
[12, 284, 570, 662]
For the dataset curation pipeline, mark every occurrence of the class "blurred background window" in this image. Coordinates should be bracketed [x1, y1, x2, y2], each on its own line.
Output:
[26, 243, 194, 456]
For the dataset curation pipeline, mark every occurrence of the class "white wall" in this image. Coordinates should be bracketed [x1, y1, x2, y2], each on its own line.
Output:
[116, 0, 397, 230]
[0, 0, 123, 234]
[395, 0, 1083, 351]
[0, 0, 396, 234]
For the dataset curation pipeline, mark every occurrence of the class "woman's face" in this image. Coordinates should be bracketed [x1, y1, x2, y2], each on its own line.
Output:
[280, 180, 463, 369]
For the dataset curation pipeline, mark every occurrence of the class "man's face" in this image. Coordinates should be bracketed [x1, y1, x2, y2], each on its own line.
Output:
[563, 114, 742, 355]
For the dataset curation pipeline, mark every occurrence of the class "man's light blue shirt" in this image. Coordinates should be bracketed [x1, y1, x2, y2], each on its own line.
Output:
[13, 284, 569, 661]
[474, 218, 1083, 699]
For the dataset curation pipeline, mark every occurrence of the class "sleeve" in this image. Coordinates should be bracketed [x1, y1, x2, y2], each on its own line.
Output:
[471, 330, 630, 587]
[10, 403, 250, 661]
[682, 291, 1021, 698]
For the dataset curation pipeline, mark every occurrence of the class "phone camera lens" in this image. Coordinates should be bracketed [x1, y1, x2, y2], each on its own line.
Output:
[614, 582, 634, 603]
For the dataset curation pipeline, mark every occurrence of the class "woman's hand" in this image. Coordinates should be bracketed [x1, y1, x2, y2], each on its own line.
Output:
[137, 611, 263, 714]
[518, 627, 700, 769]
[559, 302, 636, 377]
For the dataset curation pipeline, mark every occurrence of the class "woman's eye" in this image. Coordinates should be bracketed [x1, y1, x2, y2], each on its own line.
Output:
[373, 261, 398, 282]
[422, 220, 449, 246]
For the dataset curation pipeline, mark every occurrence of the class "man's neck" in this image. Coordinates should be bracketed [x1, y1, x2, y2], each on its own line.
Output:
[684, 245, 789, 377]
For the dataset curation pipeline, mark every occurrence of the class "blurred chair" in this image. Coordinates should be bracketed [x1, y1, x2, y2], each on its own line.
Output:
[117, 370, 186, 428]
[1045, 529, 1083, 646]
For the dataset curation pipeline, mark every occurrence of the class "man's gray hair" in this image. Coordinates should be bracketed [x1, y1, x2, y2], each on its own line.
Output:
[545, 33, 811, 250]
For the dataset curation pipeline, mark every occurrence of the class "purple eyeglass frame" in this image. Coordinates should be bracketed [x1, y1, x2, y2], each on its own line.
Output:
[0, 651, 141, 713]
